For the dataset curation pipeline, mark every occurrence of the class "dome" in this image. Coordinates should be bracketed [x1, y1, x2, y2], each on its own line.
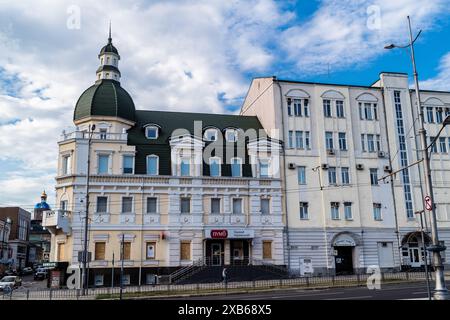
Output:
[73, 79, 136, 122]
[34, 202, 50, 210]
[99, 42, 119, 55]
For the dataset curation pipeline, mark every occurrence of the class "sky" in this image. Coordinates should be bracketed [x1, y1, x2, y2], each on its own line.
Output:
[1, 0, 450, 209]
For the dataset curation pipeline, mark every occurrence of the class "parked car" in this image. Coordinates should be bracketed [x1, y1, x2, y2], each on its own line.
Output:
[4, 269, 17, 276]
[34, 268, 48, 280]
[21, 267, 33, 275]
[0, 276, 22, 291]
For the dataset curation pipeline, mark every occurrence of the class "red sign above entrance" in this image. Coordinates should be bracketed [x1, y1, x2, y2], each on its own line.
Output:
[210, 230, 228, 239]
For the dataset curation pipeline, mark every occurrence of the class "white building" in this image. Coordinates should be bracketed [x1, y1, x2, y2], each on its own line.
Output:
[241, 73, 450, 275]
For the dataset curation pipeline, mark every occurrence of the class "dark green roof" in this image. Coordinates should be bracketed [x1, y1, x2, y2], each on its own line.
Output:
[74, 80, 135, 122]
[127, 110, 265, 176]
[99, 42, 118, 55]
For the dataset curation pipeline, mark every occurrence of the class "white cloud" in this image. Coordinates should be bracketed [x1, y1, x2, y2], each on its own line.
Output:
[421, 52, 450, 91]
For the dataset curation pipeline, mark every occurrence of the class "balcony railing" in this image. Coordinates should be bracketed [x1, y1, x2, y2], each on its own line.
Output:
[59, 131, 128, 142]
[42, 210, 71, 234]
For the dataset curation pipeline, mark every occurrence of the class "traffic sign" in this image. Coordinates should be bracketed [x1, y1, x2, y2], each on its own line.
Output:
[424, 196, 433, 211]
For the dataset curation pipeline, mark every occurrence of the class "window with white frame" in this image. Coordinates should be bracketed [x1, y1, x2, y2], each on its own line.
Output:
[305, 131, 310, 149]
[147, 197, 157, 214]
[373, 203, 382, 221]
[259, 160, 269, 178]
[225, 129, 238, 142]
[180, 158, 190, 176]
[370, 168, 378, 185]
[98, 154, 110, 174]
[338, 132, 347, 151]
[436, 108, 444, 123]
[232, 198, 242, 214]
[439, 137, 447, 153]
[96, 197, 108, 213]
[204, 128, 219, 141]
[336, 100, 345, 118]
[293, 99, 302, 116]
[323, 99, 332, 117]
[288, 131, 294, 148]
[146, 155, 159, 175]
[231, 158, 242, 177]
[341, 167, 350, 185]
[60, 200, 68, 212]
[209, 157, 221, 177]
[145, 126, 159, 139]
[261, 198, 270, 214]
[299, 202, 309, 220]
[331, 202, 340, 220]
[62, 154, 71, 175]
[328, 167, 337, 185]
[180, 197, 191, 213]
[211, 198, 221, 214]
[122, 197, 133, 213]
[367, 134, 375, 152]
[426, 107, 434, 123]
[99, 128, 107, 140]
[304, 99, 310, 117]
[361, 134, 366, 152]
[295, 131, 303, 149]
[123, 155, 134, 174]
[297, 166, 306, 185]
[325, 132, 334, 150]
[344, 202, 353, 220]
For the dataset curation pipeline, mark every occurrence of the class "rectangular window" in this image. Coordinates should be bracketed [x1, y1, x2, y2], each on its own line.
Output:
[99, 128, 107, 140]
[328, 167, 337, 185]
[325, 132, 334, 150]
[364, 103, 373, 120]
[361, 134, 366, 152]
[336, 100, 345, 118]
[331, 202, 340, 220]
[367, 134, 375, 152]
[62, 155, 71, 175]
[60, 200, 68, 212]
[427, 107, 434, 123]
[209, 158, 221, 177]
[123, 155, 134, 174]
[122, 197, 133, 213]
[232, 198, 242, 214]
[294, 99, 302, 116]
[261, 198, 270, 215]
[180, 242, 191, 260]
[262, 241, 272, 259]
[376, 135, 381, 151]
[94, 242, 106, 260]
[304, 99, 309, 117]
[373, 203, 382, 221]
[359, 103, 364, 120]
[373, 104, 378, 120]
[323, 99, 332, 117]
[344, 202, 352, 220]
[299, 202, 309, 220]
[436, 108, 443, 123]
[211, 198, 221, 214]
[295, 131, 303, 149]
[338, 132, 347, 151]
[430, 137, 438, 153]
[370, 168, 378, 185]
[259, 160, 269, 178]
[341, 167, 350, 185]
[445, 108, 450, 117]
[297, 166, 306, 185]
[288, 131, 294, 149]
[439, 137, 447, 153]
[98, 155, 109, 174]
[96, 197, 107, 213]
[147, 197, 157, 214]
[147, 156, 158, 175]
[180, 159, 190, 176]
[146, 242, 156, 259]
[231, 158, 242, 177]
[122, 242, 131, 260]
[305, 131, 310, 149]
[180, 197, 191, 214]
[287, 100, 292, 116]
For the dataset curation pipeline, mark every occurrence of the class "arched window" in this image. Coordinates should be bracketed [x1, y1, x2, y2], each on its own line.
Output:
[225, 129, 239, 142]
[146, 155, 159, 175]
[101, 58, 103, 64]
[209, 157, 221, 177]
[106, 57, 110, 64]
[231, 158, 242, 177]
[145, 125, 159, 139]
[106, 73, 110, 78]
[204, 128, 219, 141]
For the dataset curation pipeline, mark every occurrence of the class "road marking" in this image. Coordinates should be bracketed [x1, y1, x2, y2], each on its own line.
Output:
[412, 291, 428, 294]
[326, 295, 373, 300]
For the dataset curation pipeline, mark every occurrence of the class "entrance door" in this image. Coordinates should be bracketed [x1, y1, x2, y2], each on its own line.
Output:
[211, 243, 222, 266]
[334, 247, 354, 275]
[409, 247, 422, 267]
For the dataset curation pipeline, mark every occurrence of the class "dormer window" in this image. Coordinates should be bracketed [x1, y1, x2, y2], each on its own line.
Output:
[145, 125, 159, 139]
[204, 128, 218, 141]
[225, 129, 238, 142]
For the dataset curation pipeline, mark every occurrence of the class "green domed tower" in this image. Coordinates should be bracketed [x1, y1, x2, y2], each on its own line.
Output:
[73, 25, 135, 124]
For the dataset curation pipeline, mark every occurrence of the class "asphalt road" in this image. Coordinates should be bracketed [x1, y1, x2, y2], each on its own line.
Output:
[162, 281, 450, 300]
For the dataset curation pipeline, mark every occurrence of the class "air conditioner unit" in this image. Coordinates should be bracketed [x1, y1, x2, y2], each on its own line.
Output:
[378, 151, 387, 158]
[321, 164, 329, 170]
[356, 164, 364, 170]
[288, 163, 296, 170]
[384, 165, 392, 173]
[327, 149, 335, 155]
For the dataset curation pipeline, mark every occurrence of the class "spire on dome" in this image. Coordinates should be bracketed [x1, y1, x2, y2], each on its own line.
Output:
[108, 20, 112, 44]
[97, 21, 121, 82]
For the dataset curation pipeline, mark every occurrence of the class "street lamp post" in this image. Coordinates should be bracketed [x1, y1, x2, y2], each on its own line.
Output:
[385, 16, 449, 300]
[415, 210, 432, 300]
[82, 124, 96, 295]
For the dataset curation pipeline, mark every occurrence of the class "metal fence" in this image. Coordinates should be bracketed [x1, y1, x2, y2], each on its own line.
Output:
[1, 271, 436, 300]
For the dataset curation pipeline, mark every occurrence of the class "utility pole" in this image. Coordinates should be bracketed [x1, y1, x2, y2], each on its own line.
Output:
[82, 124, 95, 295]
[385, 16, 448, 299]
[111, 252, 115, 289]
[120, 233, 125, 300]
[415, 210, 432, 300]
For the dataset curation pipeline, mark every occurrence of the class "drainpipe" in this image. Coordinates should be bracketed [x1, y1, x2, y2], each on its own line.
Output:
[274, 78, 291, 271]
[381, 87, 402, 268]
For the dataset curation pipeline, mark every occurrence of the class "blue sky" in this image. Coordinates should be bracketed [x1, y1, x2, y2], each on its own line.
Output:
[1, 0, 450, 208]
